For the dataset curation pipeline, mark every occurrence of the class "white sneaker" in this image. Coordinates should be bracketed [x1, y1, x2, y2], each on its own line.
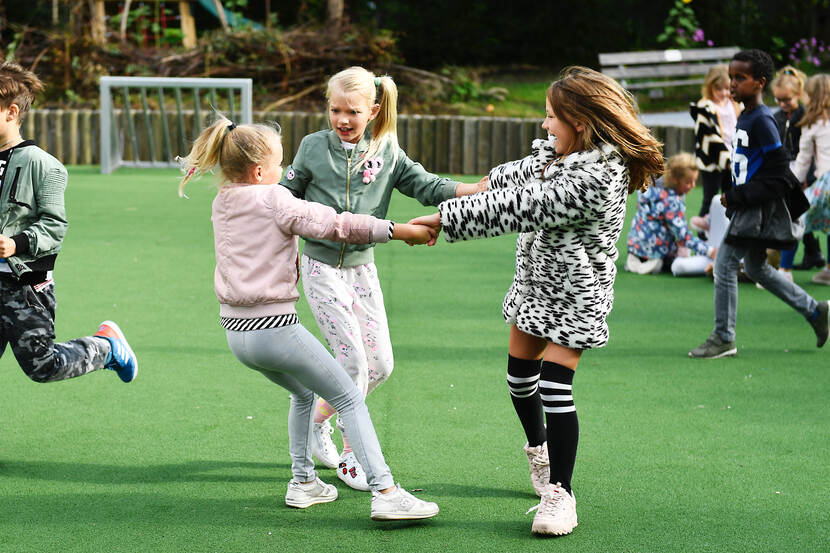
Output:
[285, 477, 338, 508]
[529, 482, 578, 536]
[523, 442, 550, 497]
[337, 451, 370, 491]
[370, 484, 440, 521]
[312, 419, 340, 469]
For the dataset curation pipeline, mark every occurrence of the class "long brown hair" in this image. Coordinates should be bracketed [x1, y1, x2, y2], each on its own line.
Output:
[547, 67, 663, 193]
[799, 73, 830, 128]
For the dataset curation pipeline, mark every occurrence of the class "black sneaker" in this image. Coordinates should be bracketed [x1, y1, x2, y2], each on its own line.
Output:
[809, 301, 830, 348]
[689, 333, 737, 359]
[794, 254, 826, 271]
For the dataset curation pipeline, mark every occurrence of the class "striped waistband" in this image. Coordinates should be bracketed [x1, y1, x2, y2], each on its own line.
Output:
[220, 313, 299, 332]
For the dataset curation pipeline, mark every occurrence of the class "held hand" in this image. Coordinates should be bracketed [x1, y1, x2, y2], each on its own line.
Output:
[407, 213, 441, 231]
[709, 246, 718, 259]
[394, 223, 437, 246]
[0, 234, 16, 258]
[720, 195, 728, 207]
[476, 175, 489, 193]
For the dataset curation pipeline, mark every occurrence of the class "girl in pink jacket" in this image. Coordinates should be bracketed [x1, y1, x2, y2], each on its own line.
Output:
[178, 116, 440, 521]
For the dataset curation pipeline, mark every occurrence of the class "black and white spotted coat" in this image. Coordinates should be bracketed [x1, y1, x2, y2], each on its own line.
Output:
[439, 138, 629, 349]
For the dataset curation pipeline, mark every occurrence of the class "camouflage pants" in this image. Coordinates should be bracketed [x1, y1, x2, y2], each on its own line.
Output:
[0, 278, 110, 383]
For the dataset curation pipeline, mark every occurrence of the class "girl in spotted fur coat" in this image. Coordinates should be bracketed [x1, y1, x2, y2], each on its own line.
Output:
[411, 67, 663, 537]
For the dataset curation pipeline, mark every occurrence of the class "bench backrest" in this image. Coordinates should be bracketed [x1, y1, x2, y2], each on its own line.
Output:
[599, 47, 740, 90]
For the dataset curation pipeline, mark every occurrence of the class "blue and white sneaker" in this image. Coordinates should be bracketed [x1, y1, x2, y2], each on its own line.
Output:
[95, 320, 138, 383]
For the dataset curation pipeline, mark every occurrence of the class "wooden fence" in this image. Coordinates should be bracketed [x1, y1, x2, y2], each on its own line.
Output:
[22, 109, 695, 173]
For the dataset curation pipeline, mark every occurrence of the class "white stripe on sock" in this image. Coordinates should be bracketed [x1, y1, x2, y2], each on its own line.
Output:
[543, 405, 577, 414]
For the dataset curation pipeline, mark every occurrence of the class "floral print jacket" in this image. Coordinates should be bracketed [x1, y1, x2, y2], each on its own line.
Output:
[626, 177, 708, 260]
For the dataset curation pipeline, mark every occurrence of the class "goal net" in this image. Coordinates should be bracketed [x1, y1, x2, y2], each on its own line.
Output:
[99, 76, 252, 173]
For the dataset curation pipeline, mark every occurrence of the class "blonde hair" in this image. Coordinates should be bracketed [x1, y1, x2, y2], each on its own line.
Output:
[701, 65, 729, 101]
[327, 66, 398, 172]
[0, 61, 44, 122]
[546, 66, 664, 193]
[177, 114, 282, 197]
[799, 73, 830, 128]
[664, 152, 698, 189]
[771, 65, 807, 101]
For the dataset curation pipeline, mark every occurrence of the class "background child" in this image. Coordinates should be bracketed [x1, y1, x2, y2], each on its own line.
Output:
[690, 65, 741, 226]
[791, 73, 830, 285]
[626, 152, 717, 276]
[279, 66, 483, 488]
[178, 116, 439, 520]
[410, 66, 663, 536]
[689, 50, 829, 360]
[0, 62, 136, 385]
[771, 66, 814, 280]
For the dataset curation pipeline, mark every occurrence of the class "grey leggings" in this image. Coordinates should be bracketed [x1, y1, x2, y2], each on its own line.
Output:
[225, 323, 394, 491]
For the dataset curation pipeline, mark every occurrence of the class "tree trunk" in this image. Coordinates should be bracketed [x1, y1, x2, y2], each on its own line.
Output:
[327, 0, 343, 24]
[213, 0, 231, 33]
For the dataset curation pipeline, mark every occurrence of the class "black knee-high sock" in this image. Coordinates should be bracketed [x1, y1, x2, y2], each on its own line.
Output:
[540, 361, 578, 494]
[506, 355, 546, 447]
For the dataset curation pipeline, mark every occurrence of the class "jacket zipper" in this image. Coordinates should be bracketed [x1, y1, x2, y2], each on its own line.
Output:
[337, 149, 354, 268]
[8, 167, 30, 208]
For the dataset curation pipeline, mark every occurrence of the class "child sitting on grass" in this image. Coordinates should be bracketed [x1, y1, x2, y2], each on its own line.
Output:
[626, 152, 718, 277]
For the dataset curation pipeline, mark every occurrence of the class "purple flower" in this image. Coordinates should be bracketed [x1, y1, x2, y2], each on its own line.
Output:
[811, 37, 817, 46]
[693, 28, 705, 42]
[801, 38, 808, 45]
[707, 40, 714, 46]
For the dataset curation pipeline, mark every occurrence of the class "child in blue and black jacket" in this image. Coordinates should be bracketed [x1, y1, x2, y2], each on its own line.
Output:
[689, 50, 829, 359]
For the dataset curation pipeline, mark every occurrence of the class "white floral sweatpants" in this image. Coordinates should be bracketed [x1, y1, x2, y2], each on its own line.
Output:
[300, 255, 394, 397]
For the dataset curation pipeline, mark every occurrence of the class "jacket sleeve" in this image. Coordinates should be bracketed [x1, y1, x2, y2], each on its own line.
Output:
[391, 148, 458, 206]
[487, 138, 558, 189]
[279, 137, 313, 199]
[439, 166, 601, 242]
[270, 188, 391, 244]
[12, 165, 69, 256]
[790, 125, 815, 183]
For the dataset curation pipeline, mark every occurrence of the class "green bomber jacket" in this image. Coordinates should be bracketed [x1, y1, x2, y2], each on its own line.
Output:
[0, 141, 68, 279]
[280, 130, 457, 267]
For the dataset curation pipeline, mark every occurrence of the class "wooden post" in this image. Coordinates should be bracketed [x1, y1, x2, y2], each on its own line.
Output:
[91, 0, 106, 45]
[212, 0, 231, 32]
[179, 1, 197, 49]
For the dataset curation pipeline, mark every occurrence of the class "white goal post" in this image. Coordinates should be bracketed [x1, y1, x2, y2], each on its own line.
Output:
[99, 76, 253, 173]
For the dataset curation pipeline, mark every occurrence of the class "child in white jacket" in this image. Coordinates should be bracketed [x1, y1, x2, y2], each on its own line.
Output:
[178, 116, 439, 521]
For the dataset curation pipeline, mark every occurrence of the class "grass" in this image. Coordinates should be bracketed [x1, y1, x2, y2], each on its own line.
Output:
[1, 167, 829, 552]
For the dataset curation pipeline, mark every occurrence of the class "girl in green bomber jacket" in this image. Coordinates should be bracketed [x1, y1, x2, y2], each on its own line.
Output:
[0, 62, 137, 386]
[279, 66, 484, 489]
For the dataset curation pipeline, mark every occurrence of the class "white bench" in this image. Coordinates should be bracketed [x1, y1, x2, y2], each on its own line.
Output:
[599, 47, 740, 96]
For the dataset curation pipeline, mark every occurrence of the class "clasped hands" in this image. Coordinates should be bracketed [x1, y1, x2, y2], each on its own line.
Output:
[400, 213, 442, 247]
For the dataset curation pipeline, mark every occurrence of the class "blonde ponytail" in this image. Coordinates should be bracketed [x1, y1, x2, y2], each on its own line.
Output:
[177, 114, 282, 197]
[327, 66, 400, 172]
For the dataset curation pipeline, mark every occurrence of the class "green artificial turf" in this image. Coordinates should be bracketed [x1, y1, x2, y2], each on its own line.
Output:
[1, 167, 829, 552]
